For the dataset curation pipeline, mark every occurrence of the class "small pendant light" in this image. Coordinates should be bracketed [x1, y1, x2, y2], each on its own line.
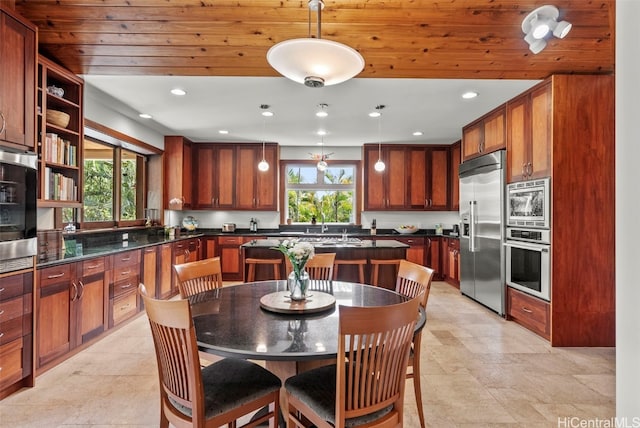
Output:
[258, 105, 270, 171]
[373, 105, 386, 172]
[317, 135, 328, 171]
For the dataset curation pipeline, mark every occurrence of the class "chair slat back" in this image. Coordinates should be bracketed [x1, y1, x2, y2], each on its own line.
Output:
[336, 297, 420, 423]
[395, 260, 435, 307]
[305, 253, 336, 280]
[139, 284, 204, 423]
[174, 257, 223, 298]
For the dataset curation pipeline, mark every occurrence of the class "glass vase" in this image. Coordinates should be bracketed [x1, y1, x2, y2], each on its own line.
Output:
[288, 269, 310, 301]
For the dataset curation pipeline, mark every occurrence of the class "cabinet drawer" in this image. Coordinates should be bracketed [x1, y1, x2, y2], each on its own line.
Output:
[0, 315, 26, 346]
[0, 295, 30, 323]
[507, 287, 550, 339]
[113, 250, 140, 268]
[111, 292, 138, 326]
[111, 276, 139, 298]
[0, 272, 32, 301]
[0, 337, 30, 390]
[81, 257, 106, 277]
[218, 236, 243, 245]
[39, 264, 72, 288]
[395, 237, 425, 246]
[112, 264, 139, 282]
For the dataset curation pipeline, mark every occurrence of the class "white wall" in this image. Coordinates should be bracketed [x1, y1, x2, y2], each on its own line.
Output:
[616, 0, 640, 418]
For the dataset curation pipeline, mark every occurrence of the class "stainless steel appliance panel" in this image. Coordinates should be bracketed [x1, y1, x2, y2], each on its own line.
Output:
[458, 150, 505, 315]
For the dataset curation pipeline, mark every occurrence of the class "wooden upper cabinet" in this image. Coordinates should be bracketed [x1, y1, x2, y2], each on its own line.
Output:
[0, 7, 36, 150]
[365, 144, 450, 211]
[364, 145, 406, 210]
[506, 81, 551, 182]
[449, 141, 461, 211]
[193, 144, 235, 209]
[164, 136, 193, 210]
[462, 105, 506, 162]
[236, 144, 278, 210]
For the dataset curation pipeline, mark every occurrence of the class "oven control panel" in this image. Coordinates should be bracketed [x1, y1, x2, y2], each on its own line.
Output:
[506, 227, 550, 244]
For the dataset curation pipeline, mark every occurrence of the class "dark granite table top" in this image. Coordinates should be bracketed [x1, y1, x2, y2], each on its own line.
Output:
[189, 280, 425, 361]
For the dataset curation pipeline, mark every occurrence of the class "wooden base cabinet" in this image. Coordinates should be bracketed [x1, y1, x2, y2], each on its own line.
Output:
[218, 235, 244, 281]
[109, 250, 140, 327]
[0, 269, 34, 399]
[443, 238, 460, 288]
[507, 287, 550, 341]
[37, 257, 108, 371]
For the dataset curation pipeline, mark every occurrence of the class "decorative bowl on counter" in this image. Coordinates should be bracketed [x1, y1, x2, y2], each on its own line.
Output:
[394, 225, 419, 234]
[182, 216, 198, 231]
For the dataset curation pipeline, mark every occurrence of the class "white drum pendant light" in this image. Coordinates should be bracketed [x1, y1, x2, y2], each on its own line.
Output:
[267, 0, 364, 88]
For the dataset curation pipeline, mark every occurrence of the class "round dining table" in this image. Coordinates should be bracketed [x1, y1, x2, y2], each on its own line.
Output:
[188, 280, 425, 426]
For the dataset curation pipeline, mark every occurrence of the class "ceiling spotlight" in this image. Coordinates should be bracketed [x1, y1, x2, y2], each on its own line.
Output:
[260, 104, 274, 117]
[170, 88, 186, 96]
[139, 113, 152, 119]
[413, 131, 424, 136]
[462, 91, 478, 99]
[316, 103, 329, 118]
[266, 0, 364, 87]
[521, 5, 572, 54]
[317, 130, 327, 136]
[218, 130, 229, 134]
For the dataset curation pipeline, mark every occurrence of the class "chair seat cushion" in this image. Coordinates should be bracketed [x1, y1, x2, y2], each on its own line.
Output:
[171, 358, 281, 418]
[284, 364, 392, 427]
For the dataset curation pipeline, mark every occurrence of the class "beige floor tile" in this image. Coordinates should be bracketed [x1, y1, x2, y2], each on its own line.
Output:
[0, 282, 615, 428]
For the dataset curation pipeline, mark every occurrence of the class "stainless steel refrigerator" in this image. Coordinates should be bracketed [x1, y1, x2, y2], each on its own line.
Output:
[459, 150, 505, 315]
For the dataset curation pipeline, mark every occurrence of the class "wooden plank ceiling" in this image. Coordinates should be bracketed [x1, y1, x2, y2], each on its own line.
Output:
[14, 0, 614, 80]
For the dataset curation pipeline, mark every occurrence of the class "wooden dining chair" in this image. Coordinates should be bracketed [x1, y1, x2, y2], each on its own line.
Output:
[395, 259, 435, 428]
[138, 284, 281, 428]
[173, 257, 223, 299]
[284, 297, 420, 428]
[305, 252, 336, 280]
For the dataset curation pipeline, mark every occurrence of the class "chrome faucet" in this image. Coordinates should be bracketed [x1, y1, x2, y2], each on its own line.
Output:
[321, 214, 328, 233]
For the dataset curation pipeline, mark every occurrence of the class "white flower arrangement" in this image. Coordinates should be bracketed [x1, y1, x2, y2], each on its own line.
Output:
[272, 239, 315, 277]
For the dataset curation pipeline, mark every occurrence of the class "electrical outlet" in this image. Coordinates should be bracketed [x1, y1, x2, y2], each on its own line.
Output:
[122, 233, 128, 240]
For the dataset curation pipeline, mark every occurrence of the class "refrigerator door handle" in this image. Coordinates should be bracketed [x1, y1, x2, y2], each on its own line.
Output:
[469, 200, 477, 252]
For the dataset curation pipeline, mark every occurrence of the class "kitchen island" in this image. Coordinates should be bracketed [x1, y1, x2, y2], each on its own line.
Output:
[241, 238, 409, 289]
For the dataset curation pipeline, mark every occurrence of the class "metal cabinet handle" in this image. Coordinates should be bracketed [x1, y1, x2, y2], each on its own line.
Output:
[0, 332, 4, 339]
[121, 256, 131, 261]
[120, 303, 131, 311]
[121, 270, 131, 275]
[0, 287, 5, 293]
[0, 111, 6, 135]
[78, 280, 85, 299]
[71, 282, 79, 301]
[86, 264, 100, 269]
[521, 306, 533, 314]
[0, 310, 4, 316]
[120, 283, 132, 289]
[47, 272, 65, 279]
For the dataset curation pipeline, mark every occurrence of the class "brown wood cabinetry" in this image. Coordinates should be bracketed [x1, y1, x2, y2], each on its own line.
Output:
[192, 143, 278, 210]
[443, 237, 460, 288]
[36, 56, 84, 207]
[218, 235, 245, 281]
[0, 6, 36, 151]
[507, 287, 550, 340]
[193, 144, 235, 209]
[164, 136, 193, 209]
[236, 144, 278, 210]
[506, 81, 551, 182]
[449, 141, 461, 211]
[0, 269, 34, 399]
[109, 250, 140, 327]
[37, 256, 108, 370]
[364, 144, 450, 211]
[462, 105, 506, 162]
[141, 246, 158, 300]
[156, 243, 173, 299]
[170, 238, 202, 293]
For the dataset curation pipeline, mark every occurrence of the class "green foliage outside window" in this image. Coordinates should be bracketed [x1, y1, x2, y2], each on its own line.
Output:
[83, 159, 114, 222]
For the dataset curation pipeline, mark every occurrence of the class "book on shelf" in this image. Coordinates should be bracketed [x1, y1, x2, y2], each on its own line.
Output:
[44, 166, 78, 201]
[44, 133, 77, 167]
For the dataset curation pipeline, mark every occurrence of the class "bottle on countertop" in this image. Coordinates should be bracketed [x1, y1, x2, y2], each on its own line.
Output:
[370, 219, 377, 235]
[249, 217, 257, 232]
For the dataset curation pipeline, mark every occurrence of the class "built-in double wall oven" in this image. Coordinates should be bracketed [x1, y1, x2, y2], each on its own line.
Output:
[504, 177, 551, 301]
[0, 148, 37, 273]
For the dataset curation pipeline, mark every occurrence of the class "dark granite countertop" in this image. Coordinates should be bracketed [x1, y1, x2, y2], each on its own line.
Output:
[241, 238, 409, 249]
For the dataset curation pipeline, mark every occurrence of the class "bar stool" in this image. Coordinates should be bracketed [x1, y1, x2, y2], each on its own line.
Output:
[245, 258, 282, 282]
[370, 259, 402, 287]
[333, 259, 367, 283]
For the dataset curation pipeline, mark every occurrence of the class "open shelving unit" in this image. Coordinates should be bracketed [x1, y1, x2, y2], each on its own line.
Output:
[36, 55, 83, 208]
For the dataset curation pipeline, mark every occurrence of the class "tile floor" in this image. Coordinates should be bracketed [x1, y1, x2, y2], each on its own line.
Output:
[0, 282, 615, 427]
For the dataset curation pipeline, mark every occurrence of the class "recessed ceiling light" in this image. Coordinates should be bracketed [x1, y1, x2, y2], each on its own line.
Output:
[170, 88, 186, 96]
[462, 91, 478, 99]
[139, 113, 152, 119]
[316, 103, 329, 118]
[413, 131, 424, 136]
[261, 110, 274, 117]
[368, 111, 381, 118]
[317, 130, 327, 136]
[218, 130, 229, 134]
